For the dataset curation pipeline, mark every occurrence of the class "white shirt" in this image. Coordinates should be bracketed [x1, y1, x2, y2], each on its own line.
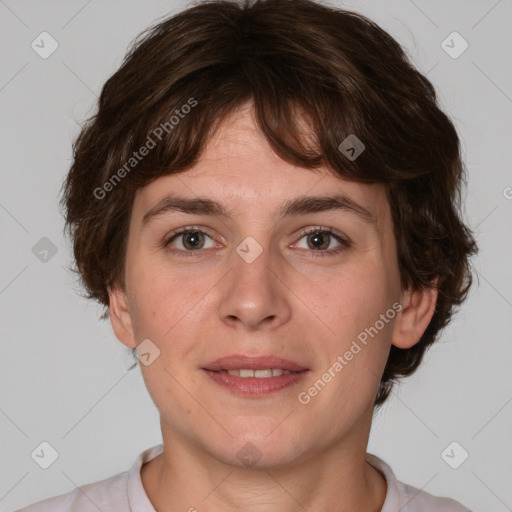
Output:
[15, 444, 473, 511]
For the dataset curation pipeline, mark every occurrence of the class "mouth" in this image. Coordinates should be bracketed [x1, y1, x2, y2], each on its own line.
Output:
[201, 354, 309, 396]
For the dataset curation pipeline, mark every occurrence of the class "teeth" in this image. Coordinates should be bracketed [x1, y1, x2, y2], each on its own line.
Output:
[225, 368, 292, 377]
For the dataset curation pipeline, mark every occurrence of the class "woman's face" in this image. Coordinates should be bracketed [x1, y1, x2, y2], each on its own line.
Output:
[109, 104, 417, 469]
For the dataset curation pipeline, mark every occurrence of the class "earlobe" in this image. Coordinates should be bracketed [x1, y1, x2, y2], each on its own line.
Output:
[108, 284, 137, 348]
[392, 279, 438, 349]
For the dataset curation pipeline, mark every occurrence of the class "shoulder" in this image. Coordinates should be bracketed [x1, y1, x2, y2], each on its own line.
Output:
[366, 453, 473, 512]
[15, 444, 163, 512]
[14, 469, 129, 512]
[399, 481, 473, 512]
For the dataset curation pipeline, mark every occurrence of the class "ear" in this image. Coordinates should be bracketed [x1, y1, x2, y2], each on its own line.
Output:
[392, 278, 438, 349]
[108, 284, 137, 349]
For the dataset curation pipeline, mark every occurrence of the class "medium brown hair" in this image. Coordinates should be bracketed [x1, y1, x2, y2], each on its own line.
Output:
[60, 0, 478, 407]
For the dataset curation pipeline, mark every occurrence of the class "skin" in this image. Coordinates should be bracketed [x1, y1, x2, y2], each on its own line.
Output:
[108, 101, 437, 512]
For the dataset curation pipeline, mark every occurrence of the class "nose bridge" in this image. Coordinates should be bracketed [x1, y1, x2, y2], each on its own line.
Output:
[232, 233, 277, 301]
[233, 235, 275, 284]
[217, 233, 290, 329]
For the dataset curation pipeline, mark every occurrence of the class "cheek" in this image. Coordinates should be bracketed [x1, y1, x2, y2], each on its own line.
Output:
[127, 262, 213, 352]
[304, 276, 394, 416]
[312, 262, 392, 343]
[307, 263, 395, 396]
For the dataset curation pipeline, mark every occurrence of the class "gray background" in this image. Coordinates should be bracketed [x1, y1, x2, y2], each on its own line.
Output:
[1, 0, 511, 511]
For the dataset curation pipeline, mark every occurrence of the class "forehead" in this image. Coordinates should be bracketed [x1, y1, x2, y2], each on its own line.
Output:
[132, 105, 391, 231]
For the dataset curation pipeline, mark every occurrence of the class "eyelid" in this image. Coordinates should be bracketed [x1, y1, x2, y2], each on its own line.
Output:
[163, 225, 219, 247]
[294, 225, 348, 244]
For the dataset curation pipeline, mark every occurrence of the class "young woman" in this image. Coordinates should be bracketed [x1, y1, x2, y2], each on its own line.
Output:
[17, 0, 477, 510]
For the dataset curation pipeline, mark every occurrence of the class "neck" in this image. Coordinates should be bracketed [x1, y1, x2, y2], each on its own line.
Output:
[141, 412, 386, 512]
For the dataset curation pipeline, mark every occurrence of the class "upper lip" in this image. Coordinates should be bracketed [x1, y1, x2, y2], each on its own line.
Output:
[202, 354, 308, 372]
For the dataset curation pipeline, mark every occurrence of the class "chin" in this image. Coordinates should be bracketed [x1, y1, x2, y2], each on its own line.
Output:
[202, 420, 309, 470]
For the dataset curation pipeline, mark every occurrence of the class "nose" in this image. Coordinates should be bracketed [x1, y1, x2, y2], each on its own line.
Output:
[217, 239, 292, 331]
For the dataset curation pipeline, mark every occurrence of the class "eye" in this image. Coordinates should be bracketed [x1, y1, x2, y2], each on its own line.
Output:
[164, 227, 217, 257]
[293, 227, 349, 257]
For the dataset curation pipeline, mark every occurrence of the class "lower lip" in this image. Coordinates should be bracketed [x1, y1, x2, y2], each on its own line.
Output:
[202, 369, 308, 396]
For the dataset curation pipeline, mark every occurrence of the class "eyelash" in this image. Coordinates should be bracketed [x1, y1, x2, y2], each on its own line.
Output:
[163, 225, 350, 259]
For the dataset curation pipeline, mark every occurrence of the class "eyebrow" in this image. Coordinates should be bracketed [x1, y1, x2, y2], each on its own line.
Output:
[142, 194, 377, 228]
